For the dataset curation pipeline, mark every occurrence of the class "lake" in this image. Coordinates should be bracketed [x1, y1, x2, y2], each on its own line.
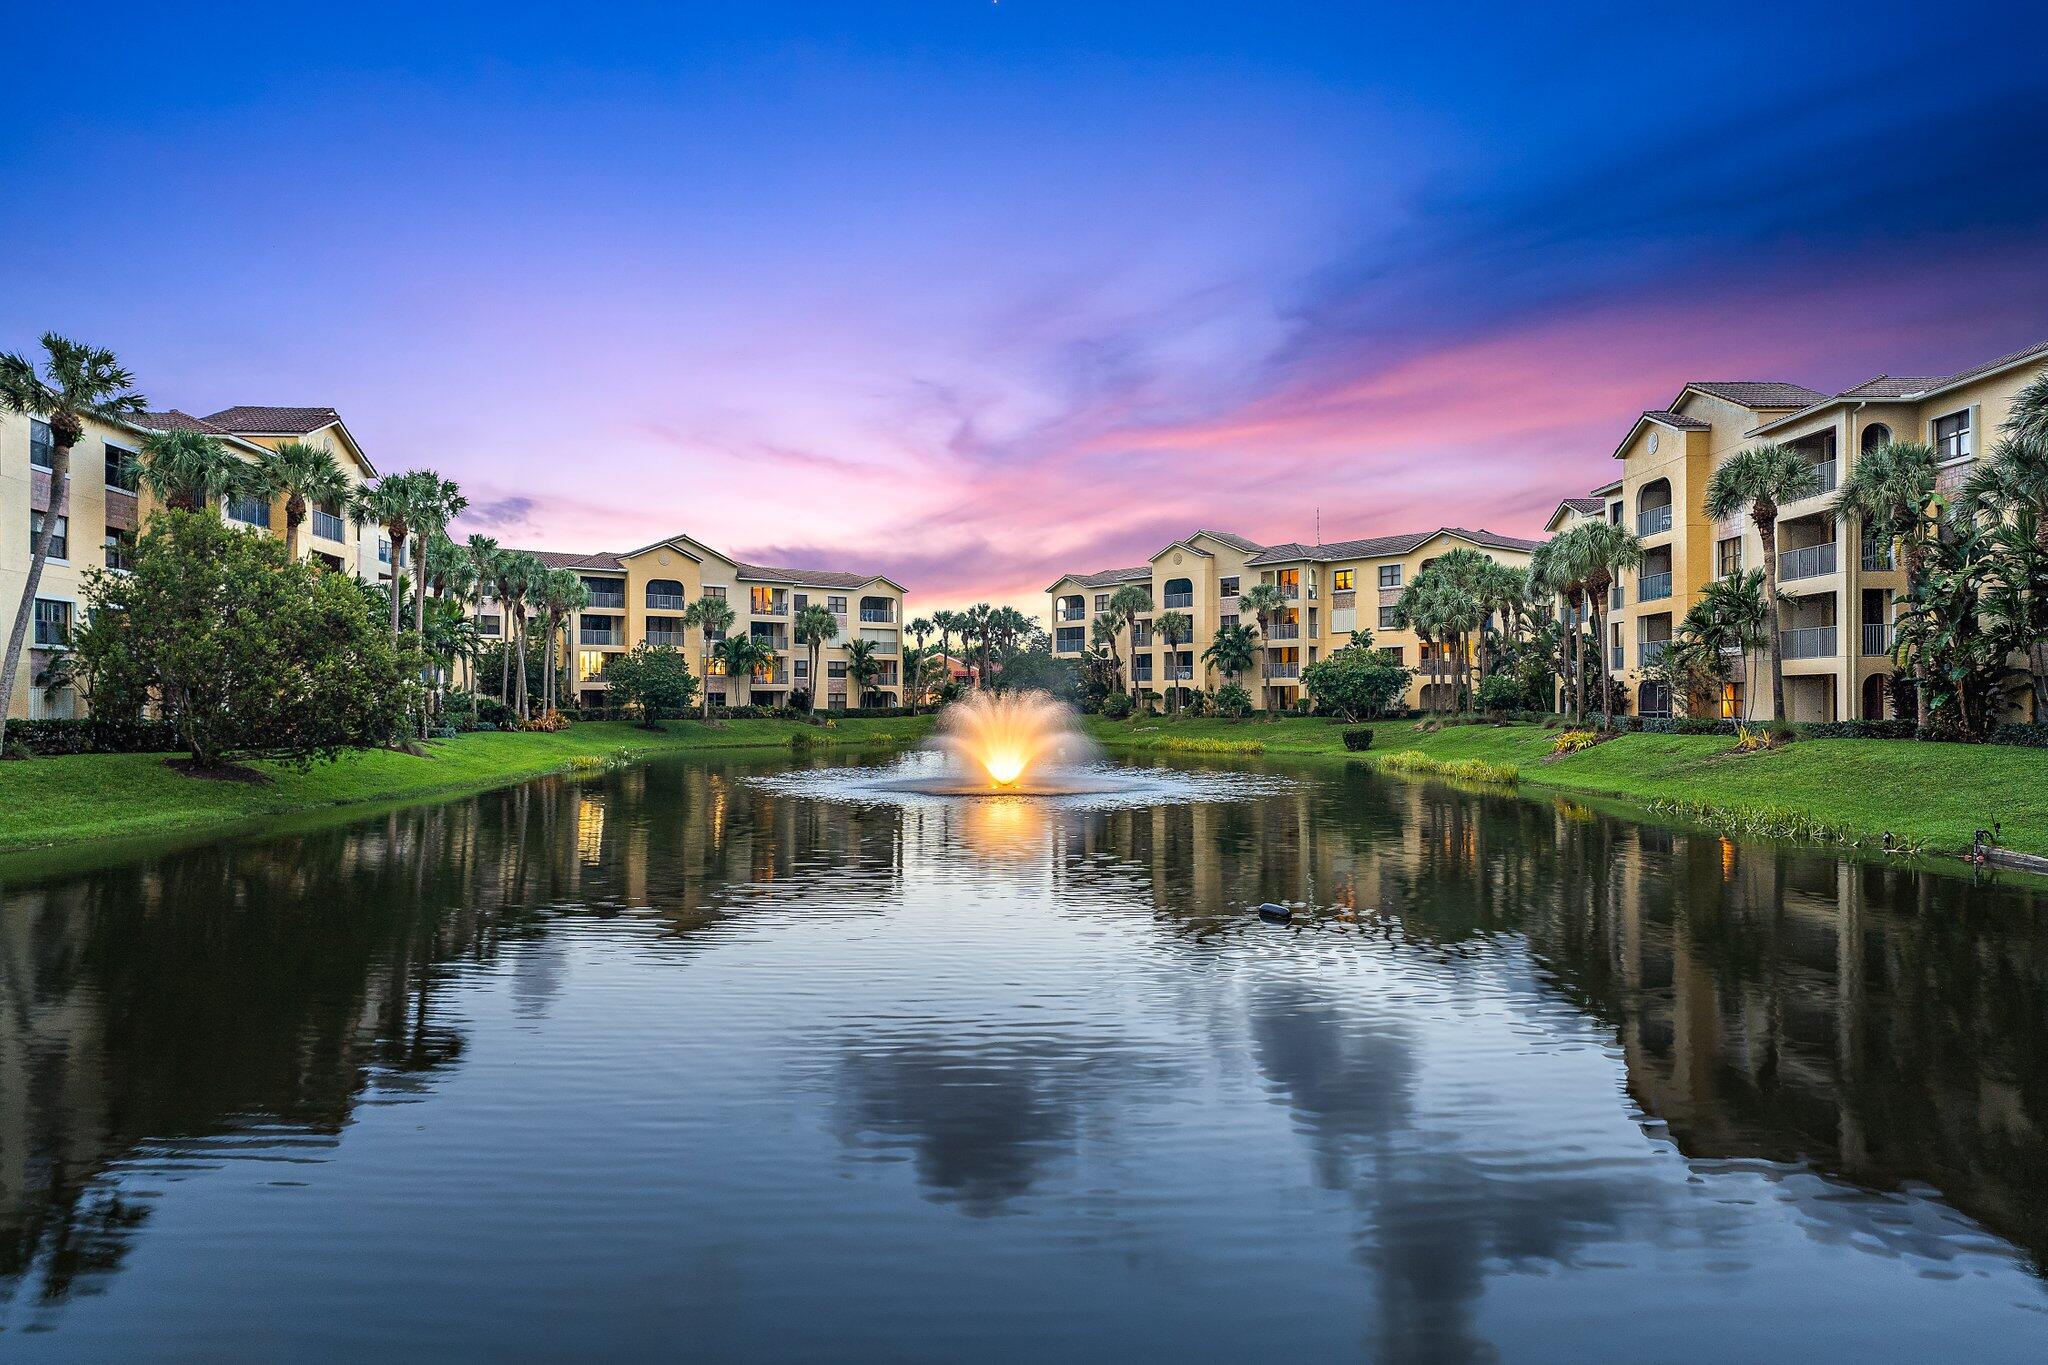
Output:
[3, 750, 2047, 1361]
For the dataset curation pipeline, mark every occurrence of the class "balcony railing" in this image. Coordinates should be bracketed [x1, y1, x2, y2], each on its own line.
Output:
[1638, 572, 1672, 602]
[1056, 606, 1085, 622]
[859, 608, 894, 623]
[1862, 623, 1892, 656]
[586, 592, 626, 610]
[1778, 542, 1837, 581]
[1265, 623, 1300, 640]
[311, 509, 347, 542]
[646, 631, 687, 648]
[1781, 626, 1837, 660]
[1264, 664, 1300, 680]
[579, 628, 621, 646]
[1162, 592, 1193, 609]
[647, 592, 687, 611]
[1637, 505, 1673, 537]
[1809, 458, 1837, 493]
[1132, 669, 1154, 683]
[1639, 640, 1670, 667]
[1861, 542, 1896, 573]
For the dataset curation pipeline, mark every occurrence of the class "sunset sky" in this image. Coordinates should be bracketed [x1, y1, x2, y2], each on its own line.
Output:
[7, 1, 2048, 612]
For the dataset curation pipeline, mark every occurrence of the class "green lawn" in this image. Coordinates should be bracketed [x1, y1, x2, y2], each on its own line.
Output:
[0, 716, 932, 855]
[1086, 715, 2048, 857]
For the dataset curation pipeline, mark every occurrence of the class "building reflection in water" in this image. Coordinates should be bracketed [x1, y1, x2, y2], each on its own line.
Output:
[2, 746, 2047, 1339]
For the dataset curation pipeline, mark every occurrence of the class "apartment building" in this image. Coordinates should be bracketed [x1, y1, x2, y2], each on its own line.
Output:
[1595, 339, 2048, 722]
[1046, 526, 1536, 711]
[2, 404, 379, 720]
[488, 533, 907, 710]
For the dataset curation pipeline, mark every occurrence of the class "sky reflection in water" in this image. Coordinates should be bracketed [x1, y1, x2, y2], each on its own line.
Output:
[2, 751, 2047, 1361]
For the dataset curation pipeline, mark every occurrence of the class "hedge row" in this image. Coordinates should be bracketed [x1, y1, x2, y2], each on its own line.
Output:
[3, 718, 183, 755]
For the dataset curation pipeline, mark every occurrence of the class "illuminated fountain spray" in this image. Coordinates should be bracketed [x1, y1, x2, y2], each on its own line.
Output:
[929, 690, 1098, 792]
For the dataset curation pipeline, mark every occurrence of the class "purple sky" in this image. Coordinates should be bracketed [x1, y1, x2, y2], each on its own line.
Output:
[6, 2, 2047, 612]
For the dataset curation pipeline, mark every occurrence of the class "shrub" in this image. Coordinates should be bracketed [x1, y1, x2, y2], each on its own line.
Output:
[1213, 682, 1252, 718]
[2, 717, 183, 756]
[1101, 693, 1135, 719]
[522, 709, 571, 733]
[1551, 730, 1599, 755]
[1342, 727, 1373, 751]
[1989, 722, 2048, 748]
[1734, 722, 1795, 752]
[1476, 673, 1524, 717]
[1380, 750, 1519, 785]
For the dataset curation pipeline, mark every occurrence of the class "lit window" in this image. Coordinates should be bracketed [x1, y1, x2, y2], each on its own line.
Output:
[1332, 568, 1355, 592]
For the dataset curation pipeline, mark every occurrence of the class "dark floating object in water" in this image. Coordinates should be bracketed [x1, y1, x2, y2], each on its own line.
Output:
[1256, 903, 1293, 922]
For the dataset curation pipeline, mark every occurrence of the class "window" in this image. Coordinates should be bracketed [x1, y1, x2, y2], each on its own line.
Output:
[793, 593, 808, 613]
[826, 595, 847, 615]
[226, 494, 270, 527]
[1379, 646, 1403, 665]
[477, 613, 502, 636]
[1378, 565, 1401, 589]
[104, 527, 134, 571]
[577, 650, 608, 681]
[1332, 568, 1355, 592]
[378, 538, 392, 564]
[1717, 537, 1741, 577]
[105, 443, 138, 492]
[33, 598, 70, 647]
[1860, 423, 1892, 453]
[31, 511, 68, 560]
[1933, 410, 1972, 463]
[1219, 613, 1239, 631]
[1094, 594, 1109, 614]
[1219, 575, 1239, 598]
[793, 658, 809, 680]
[29, 419, 53, 470]
[705, 585, 726, 600]
[828, 660, 847, 678]
[1378, 606, 1399, 630]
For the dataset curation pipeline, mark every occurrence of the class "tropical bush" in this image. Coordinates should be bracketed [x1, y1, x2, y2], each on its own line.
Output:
[1341, 727, 1373, 751]
[1212, 682, 1253, 718]
[78, 510, 418, 770]
[1101, 693, 1135, 719]
[1551, 729, 1600, 755]
[1302, 643, 1412, 721]
[602, 644, 700, 727]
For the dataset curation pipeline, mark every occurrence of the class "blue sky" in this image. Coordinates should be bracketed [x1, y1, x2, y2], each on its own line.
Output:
[6, 1, 2046, 605]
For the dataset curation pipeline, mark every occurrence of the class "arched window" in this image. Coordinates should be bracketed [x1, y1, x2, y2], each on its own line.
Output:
[1861, 423, 1892, 453]
[1635, 478, 1673, 536]
[1162, 577, 1193, 608]
[646, 579, 686, 609]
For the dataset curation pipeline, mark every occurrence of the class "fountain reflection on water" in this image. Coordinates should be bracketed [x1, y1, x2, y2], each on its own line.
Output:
[903, 690, 1107, 794]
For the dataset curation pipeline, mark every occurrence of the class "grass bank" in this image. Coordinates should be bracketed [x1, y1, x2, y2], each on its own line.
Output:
[0, 716, 933, 855]
[1086, 715, 2048, 858]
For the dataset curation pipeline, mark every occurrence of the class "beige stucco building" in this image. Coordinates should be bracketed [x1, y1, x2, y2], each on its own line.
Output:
[2, 404, 379, 721]
[1591, 339, 2047, 721]
[487, 534, 908, 710]
[1046, 526, 1536, 712]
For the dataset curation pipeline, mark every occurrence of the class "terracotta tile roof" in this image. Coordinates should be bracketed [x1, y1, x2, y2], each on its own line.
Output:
[1684, 382, 1829, 409]
[1049, 565, 1153, 592]
[1837, 375, 1942, 399]
[1559, 496, 1606, 515]
[1190, 528, 1265, 553]
[137, 409, 235, 435]
[1751, 341, 2048, 435]
[1246, 526, 1537, 565]
[735, 562, 889, 590]
[1642, 409, 1710, 430]
[1926, 339, 2048, 393]
[522, 549, 627, 572]
[203, 405, 343, 434]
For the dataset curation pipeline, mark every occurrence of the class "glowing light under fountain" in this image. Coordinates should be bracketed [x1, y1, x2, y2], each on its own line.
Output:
[888, 690, 1117, 795]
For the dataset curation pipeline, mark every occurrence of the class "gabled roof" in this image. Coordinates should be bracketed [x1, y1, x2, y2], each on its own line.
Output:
[203, 405, 343, 435]
[523, 549, 628, 572]
[1245, 526, 1537, 566]
[1190, 528, 1264, 554]
[1545, 496, 1605, 533]
[1681, 381, 1829, 409]
[1749, 339, 2048, 437]
[735, 561, 903, 592]
[1642, 409, 1710, 431]
[137, 409, 235, 436]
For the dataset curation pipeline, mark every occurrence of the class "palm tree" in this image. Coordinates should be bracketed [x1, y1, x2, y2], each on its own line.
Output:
[1527, 539, 1571, 717]
[423, 535, 479, 729]
[537, 569, 591, 715]
[1395, 579, 1444, 714]
[2007, 367, 2048, 445]
[1832, 439, 1939, 720]
[499, 552, 546, 720]
[1964, 427, 2048, 712]
[686, 593, 738, 718]
[794, 602, 839, 710]
[959, 602, 993, 687]
[1571, 522, 1644, 728]
[489, 546, 527, 706]
[1703, 445, 1821, 722]
[0, 335, 147, 743]
[351, 473, 426, 639]
[1155, 609, 1192, 713]
[406, 473, 467, 645]
[130, 428, 259, 513]
[931, 609, 960, 681]
[907, 616, 933, 656]
[464, 534, 501, 695]
[1203, 620, 1257, 692]
[713, 633, 773, 705]
[1107, 583, 1151, 703]
[843, 637, 885, 706]
[1698, 569, 1770, 715]
[255, 440, 350, 560]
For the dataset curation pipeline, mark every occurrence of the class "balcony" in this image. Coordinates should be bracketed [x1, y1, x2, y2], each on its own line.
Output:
[1778, 542, 1837, 582]
[646, 630, 687, 648]
[1637, 505, 1672, 537]
[1056, 606, 1085, 623]
[1861, 541, 1896, 573]
[1264, 664, 1300, 680]
[579, 626, 622, 647]
[1265, 623, 1300, 641]
[859, 608, 894, 624]
[585, 591, 626, 610]
[1781, 626, 1837, 660]
[1163, 665, 1195, 681]
[1638, 572, 1672, 602]
[311, 509, 347, 542]
[1639, 640, 1670, 667]
[1862, 623, 1892, 656]
[1810, 458, 1837, 493]
[1162, 592, 1193, 609]
[647, 592, 687, 611]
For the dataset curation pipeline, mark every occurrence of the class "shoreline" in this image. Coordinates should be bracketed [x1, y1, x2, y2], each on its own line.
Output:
[0, 717, 932, 861]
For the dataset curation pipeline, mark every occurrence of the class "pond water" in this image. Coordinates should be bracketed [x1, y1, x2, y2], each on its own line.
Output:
[3, 751, 2047, 1361]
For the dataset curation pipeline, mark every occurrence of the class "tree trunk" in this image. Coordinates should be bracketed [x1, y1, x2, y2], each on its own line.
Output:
[1901, 535, 1927, 726]
[0, 439, 73, 748]
[1593, 595, 1613, 728]
[1756, 508, 1787, 723]
[701, 632, 713, 719]
[286, 498, 306, 562]
[388, 527, 406, 638]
